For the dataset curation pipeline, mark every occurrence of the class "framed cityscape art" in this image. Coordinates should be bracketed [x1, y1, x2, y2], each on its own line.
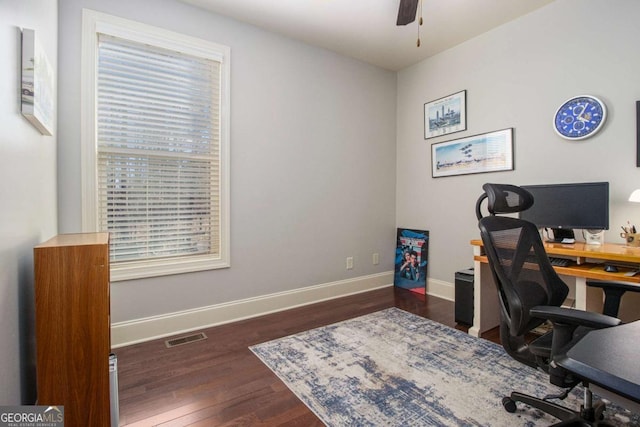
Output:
[424, 90, 466, 139]
[394, 228, 429, 295]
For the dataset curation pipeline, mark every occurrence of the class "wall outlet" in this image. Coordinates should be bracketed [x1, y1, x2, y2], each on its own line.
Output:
[346, 256, 354, 270]
[372, 253, 379, 265]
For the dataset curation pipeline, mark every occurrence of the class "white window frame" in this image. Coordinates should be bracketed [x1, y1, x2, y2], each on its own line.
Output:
[81, 9, 230, 281]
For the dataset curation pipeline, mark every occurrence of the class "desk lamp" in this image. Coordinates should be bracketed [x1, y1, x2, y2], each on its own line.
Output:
[629, 189, 640, 203]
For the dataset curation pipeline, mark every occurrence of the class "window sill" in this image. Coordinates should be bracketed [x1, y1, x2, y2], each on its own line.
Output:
[110, 255, 230, 281]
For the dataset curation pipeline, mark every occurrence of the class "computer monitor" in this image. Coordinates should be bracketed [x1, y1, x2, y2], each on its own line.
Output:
[520, 182, 609, 241]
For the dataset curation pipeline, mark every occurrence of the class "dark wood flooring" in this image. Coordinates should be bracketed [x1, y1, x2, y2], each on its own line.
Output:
[116, 286, 499, 426]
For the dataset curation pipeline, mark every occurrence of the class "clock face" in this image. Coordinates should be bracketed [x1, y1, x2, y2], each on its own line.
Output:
[553, 95, 607, 140]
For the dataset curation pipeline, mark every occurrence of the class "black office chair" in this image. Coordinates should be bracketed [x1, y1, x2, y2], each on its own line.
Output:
[475, 183, 633, 425]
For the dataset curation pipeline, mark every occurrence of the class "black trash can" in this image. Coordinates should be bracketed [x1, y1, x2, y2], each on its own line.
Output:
[455, 268, 474, 325]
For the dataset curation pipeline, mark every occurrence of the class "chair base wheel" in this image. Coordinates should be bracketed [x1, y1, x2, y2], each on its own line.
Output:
[502, 396, 517, 413]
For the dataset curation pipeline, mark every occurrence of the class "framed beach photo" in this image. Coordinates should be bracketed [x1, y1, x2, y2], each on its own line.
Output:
[424, 90, 466, 139]
[431, 128, 514, 178]
[21, 28, 54, 135]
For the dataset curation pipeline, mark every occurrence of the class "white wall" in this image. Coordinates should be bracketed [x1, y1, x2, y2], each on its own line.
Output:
[0, 0, 58, 404]
[397, 0, 640, 297]
[58, 0, 397, 324]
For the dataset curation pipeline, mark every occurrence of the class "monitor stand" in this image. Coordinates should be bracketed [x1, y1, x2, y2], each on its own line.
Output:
[546, 228, 575, 243]
[584, 229, 604, 245]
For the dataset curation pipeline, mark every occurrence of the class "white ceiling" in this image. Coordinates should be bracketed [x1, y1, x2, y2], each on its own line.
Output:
[179, 0, 555, 71]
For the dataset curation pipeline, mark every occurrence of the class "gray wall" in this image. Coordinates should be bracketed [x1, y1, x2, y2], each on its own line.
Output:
[0, 0, 58, 404]
[58, 0, 398, 323]
[397, 0, 640, 298]
[6, 0, 640, 404]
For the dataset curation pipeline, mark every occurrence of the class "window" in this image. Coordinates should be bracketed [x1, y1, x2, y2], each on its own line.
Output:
[81, 10, 230, 281]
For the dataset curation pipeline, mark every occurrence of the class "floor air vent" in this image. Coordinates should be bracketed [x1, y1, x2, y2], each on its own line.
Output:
[165, 332, 207, 348]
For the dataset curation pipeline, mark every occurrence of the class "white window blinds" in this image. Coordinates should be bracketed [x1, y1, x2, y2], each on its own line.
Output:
[97, 34, 221, 264]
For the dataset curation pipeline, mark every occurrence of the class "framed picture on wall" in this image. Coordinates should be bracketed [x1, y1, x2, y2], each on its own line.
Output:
[21, 28, 54, 136]
[424, 90, 466, 139]
[394, 228, 429, 295]
[636, 101, 640, 167]
[431, 128, 514, 178]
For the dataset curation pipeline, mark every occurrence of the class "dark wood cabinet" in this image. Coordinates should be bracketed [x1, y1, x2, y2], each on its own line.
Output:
[34, 233, 110, 427]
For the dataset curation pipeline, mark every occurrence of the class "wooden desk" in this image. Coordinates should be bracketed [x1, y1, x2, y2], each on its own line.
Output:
[469, 240, 640, 337]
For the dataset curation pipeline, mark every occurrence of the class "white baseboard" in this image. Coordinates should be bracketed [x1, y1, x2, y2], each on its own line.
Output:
[427, 278, 454, 301]
[111, 272, 394, 348]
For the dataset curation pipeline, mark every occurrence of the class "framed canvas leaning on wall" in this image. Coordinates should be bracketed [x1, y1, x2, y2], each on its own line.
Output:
[394, 228, 429, 295]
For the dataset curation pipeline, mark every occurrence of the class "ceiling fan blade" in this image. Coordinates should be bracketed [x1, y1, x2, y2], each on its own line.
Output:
[396, 0, 419, 26]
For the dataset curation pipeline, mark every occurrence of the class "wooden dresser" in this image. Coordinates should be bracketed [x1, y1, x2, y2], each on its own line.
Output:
[34, 232, 110, 427]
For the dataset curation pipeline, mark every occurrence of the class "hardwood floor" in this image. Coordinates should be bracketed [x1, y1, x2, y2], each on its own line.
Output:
[116, 286, 499, 426]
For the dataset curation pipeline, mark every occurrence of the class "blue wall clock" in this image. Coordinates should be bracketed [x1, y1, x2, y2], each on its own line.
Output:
[553, 95, 607, 140]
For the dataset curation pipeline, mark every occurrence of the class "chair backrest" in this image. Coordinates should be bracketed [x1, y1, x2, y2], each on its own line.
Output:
[475, 182, 534, 219]
[476, 184, 569, 366]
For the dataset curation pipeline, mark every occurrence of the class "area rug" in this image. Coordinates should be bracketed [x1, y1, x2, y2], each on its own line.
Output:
[250, 308, 639, 426]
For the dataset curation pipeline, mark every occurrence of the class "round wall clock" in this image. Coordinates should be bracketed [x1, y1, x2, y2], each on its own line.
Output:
[553, 95, 607, 140]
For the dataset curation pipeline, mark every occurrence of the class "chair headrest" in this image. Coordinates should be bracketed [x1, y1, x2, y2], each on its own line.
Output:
[476, 183, 534, 219]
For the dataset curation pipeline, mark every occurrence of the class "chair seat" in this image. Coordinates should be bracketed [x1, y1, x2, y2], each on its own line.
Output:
[529, 330, 553, 358]
[529, 326, 592, 361]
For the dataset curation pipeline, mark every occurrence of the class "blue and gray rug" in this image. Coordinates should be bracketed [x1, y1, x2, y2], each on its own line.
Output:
[250, 307, 639, 426]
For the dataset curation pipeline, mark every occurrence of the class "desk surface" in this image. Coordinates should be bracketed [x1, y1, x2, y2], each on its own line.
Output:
[471, 240, 640, 263]
[471, 240, 640, 283]
[469, 239, 640, 337]
[556, 321, 640, 404]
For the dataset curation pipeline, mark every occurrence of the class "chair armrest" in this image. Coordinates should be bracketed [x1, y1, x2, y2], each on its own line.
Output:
[530, 305, 621, 329]
[586, 280, 640, 317]
[586, 280, 640, 293]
